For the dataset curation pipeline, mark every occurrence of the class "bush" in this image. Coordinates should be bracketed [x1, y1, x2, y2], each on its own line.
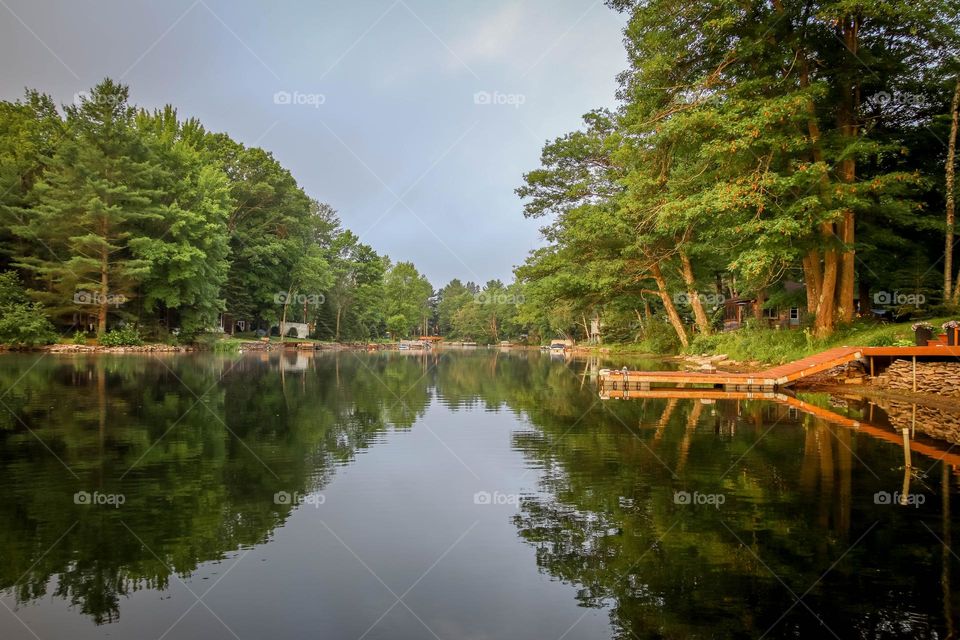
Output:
[98, 325, 144, 347]
[0, 271, 58, 346]
[72, 330, 87, 345]
[637, 318, 681, 354]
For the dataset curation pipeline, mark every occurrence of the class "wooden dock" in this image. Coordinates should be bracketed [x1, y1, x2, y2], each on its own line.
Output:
[599, 344, 960, 392]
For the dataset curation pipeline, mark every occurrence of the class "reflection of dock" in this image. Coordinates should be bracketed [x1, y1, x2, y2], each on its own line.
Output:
[600, 387, 960, 467]
[600, 345, 960, 391]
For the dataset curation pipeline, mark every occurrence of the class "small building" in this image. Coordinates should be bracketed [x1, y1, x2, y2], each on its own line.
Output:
[277, 321, 311, 339]
[723, 297, 802, 331]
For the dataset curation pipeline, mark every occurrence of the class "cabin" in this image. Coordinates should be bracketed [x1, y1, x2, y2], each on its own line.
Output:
[723, 298, 803, 331]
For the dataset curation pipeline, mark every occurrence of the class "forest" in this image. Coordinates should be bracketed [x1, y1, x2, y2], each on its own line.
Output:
[515, 0, 960, 349]
[1, 0, 960, 351]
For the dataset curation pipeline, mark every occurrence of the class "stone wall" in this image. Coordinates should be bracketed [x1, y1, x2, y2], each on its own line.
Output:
[874, 359, 960, 397]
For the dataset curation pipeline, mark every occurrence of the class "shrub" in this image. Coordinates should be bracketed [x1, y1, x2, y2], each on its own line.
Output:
[637, 318, 681, 354]
[0, 271, 58, 346]
[98, 325, 144, 347]
[72, 330, 87, 345]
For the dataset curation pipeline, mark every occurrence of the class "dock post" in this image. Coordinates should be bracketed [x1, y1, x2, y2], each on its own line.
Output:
[901, 427, 912, 469]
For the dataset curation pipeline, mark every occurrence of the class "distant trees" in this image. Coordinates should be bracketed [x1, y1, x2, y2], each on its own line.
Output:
[383, 262, 433, 338]
[0, 79, 433, 342]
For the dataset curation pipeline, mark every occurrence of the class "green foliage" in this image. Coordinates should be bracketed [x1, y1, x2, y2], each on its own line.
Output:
[636, 318, 681, 354]
[0, 79, 426, 343]
[211, 338, 243, 353]
[98, 325, 144, 347]
[383, 262, 433, 337]
[72, 331, 87, 345]
[0, 271, 57, 346]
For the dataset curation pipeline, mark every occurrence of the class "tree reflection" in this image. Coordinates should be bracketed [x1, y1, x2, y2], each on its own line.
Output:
[0, 350, 955, 636]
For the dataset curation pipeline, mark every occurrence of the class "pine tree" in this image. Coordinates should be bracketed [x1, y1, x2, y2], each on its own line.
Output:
[12, 79, 163, 334]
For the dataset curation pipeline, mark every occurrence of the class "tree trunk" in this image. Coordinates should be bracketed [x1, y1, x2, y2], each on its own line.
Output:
[754, 289, 766, 322]
[947, 78, 959, 302]
[280, 286, 293, 337]
[815, 230, 839, 337]
[838, 210, 855, 321]
[803, 249, 822, 315]
[836, 15, 860, 323]
[650, 262, 689, 348]
[858, 272, 871, 318]
[679, 251, 710, 334]
[335, 305, 342, 341]
[98, 245, 108, 335]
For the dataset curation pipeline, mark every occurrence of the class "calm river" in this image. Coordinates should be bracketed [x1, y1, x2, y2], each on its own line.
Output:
[0, 350, 956, 639]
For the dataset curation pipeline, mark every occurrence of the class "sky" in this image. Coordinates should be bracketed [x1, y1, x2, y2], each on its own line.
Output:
[0, 0, 628, 287]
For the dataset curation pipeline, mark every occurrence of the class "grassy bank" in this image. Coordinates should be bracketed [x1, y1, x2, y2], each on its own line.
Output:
[601, 318, 956, 365]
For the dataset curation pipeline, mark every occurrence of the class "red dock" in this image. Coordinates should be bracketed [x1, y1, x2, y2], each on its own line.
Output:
[599, 344, 960, 392]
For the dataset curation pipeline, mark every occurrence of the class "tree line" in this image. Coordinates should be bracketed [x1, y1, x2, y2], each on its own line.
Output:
[515, 0, 960, 346]
[0, 79, 457, 343]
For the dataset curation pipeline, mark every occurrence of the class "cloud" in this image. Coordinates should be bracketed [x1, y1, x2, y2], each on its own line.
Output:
[451, 3, 527, 66]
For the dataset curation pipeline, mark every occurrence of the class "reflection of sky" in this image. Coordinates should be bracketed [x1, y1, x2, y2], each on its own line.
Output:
[0, 0, 628, 286]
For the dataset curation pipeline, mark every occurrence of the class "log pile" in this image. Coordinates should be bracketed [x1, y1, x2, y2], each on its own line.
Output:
[882, 400, 960, 444]
[874, 359, 960, 397]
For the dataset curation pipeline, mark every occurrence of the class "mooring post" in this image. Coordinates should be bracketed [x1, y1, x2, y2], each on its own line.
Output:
[902, 427, 912, 469]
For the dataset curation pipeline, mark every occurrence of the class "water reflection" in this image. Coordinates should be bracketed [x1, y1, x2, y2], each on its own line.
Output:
[0, 351, 956, 638]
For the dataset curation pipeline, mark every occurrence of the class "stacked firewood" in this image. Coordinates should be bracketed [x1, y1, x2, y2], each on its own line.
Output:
[874, 359, 960, 397]
[882, 400, 960, 444]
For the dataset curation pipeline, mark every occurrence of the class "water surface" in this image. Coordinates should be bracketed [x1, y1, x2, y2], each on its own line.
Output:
[0, 350, 956, 639]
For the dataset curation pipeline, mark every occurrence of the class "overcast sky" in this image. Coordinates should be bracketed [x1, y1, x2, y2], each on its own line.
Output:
[0, 0, 627, 287]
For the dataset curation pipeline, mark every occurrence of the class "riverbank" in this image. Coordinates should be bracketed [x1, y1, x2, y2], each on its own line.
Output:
[0, 339, 377, 354]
